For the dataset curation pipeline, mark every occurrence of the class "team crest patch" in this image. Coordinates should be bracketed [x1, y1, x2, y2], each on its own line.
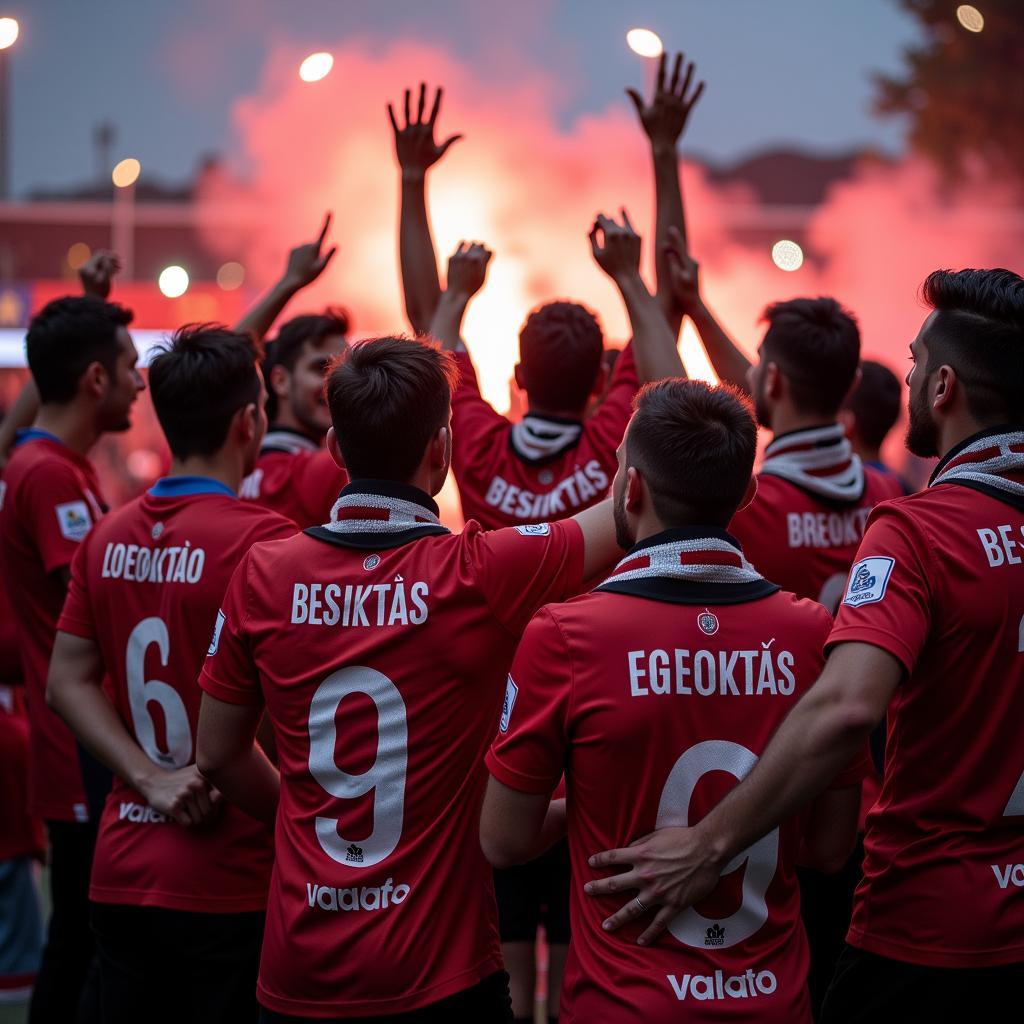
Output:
[697, 609, 719, 636]
[208, 610, 225, 656]
[151, 522, 164, 540]
[515, 523, 551, 537]
[539, 470, 554, 485]
[363, 554, 381, 571]
[843, 556, 895, 607]
[55, 501, 92, 542]
[499, 676, 519, 732]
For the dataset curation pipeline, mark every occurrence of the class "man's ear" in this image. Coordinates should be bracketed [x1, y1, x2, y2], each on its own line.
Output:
[269, 363, 291, 400]
[513, 363, 525, 392]
[81, 360, 107, 400]
[837, 408, 856, 438]
[625, 465, 644, 515]
[326, 427, 345, 469]
[932, 364, 957, 412]
[764, 361, 783, 400]
[431, 425, 449, 469]
[235, 403, 258, 446]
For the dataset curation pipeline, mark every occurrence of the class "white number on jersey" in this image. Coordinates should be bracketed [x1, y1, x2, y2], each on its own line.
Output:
[126, 617, 192, 768]
[308, 666, 408, 868]
[657, 740, 779, 948]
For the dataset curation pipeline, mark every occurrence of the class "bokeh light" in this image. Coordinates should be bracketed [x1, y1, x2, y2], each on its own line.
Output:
[626, 28, 664, 58]
[0, 18, 19, 50]
[771, 239, 804, 272]
[299, 52, 334, 82]
[956, 5, 984, 32]
[112, 158, 141, 188]
[216, 261, 245, 290]
[158, 265, 189, 298]
[66, 242, 91, 270]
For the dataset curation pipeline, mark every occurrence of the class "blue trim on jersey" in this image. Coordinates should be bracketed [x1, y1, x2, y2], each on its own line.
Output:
[148, 476, 236, 498]
[13, 427, 62, 448]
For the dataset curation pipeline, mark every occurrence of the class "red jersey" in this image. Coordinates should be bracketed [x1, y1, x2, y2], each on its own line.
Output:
[828, 427, 1024, 968]
[487, 529, 867, 1023]
[450, 343, 638, 528]
[0, 686, 45, 861]
[240, 427, 348, 527]
[56, 476, 295, 912]
[0, 430, 107, 821]
[200, 482, 585, 1017]
[730, 424, 903, 608]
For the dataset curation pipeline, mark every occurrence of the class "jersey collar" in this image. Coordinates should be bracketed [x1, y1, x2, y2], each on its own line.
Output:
[509, 414, 584, 466]
[929, 423, 1024, 512]
[14, 427, 63, 448]
[149, 476, 237, 498]
[261, 425, 320, 456]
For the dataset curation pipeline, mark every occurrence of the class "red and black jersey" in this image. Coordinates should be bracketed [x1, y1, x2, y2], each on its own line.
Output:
[488, 529, 868, 1023]
[200, 481, 586, 1017]
[449, 344, 638, 528]
[829, 427, 1024, 968]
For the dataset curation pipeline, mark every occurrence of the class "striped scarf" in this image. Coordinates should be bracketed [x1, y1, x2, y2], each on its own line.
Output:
[930, 429, 1024, 501]
[323, 492, 450, 536]
[759, 423, 865, 503]
[599, 535, 764, 587]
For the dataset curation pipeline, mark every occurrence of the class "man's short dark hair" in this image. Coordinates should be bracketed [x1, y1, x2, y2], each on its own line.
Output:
[761, 297, 860, 418]
[263, 308, 351, 420]
[148, 324, 262, 460]
[26, 296, 134, 404]
[518, 301, 604, 413]
[627, 379, 757, 527]
[326, 336, 458, 481]
[921, 268, 1024, 422]
[844, 360, 903, 449]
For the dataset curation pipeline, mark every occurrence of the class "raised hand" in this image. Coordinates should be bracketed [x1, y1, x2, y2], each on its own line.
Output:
[282, 213, 337, 291]
[590, 209, 642, 282]
[445, 241, 492, 299]
[388, 83, 463, 180]
[626, 52, 705, 152]
[664, 226, 701, 311]
[79, 249, 121, 299]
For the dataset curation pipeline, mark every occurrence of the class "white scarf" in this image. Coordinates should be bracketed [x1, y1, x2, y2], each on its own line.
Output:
[323, 492, 448, 536]
[510, 416, 583, 463]
[600, 535, 765, 587]
[930, 429, 1024, 501]
[759, 423, 865, 503]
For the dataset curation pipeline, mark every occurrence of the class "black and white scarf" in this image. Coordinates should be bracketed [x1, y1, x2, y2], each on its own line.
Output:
[930, 428, 1024, 507]
[510, 415, 583, 464]
[260, 428, 320, 456]
[759, 424, 865, 504]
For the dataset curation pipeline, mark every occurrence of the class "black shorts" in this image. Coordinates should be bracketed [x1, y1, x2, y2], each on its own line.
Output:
[821, 944, 1024, 1023]
[259, 970, 513, 1023]
[494, 839, 571, 945]
[90, 902, 264, 1024]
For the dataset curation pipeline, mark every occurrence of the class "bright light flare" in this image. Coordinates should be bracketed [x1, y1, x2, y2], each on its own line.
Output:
[158, 265, 189, 298]
[67, 242, 91, 270]
[299, 52, 334, 82]
[956, 5, 984, 31]
[112, 158, 141, 188]
[626, 28, 664, 58]
[216, 261, 245, 290]
[0, 18, 19, 50]
[771, 239, 804, 272]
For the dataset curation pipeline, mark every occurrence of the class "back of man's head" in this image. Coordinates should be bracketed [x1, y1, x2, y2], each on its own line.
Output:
[149, 324, 262, 460]
[921, 268, 1024, 423]
[843, 360, 903, 450]
[26, 296, 134, 405]
[326, 336, 458, 482]
[628, 379, 757, 527]
[761, 297, 860, 418]
[518, 301, 604, 414]
[263, 308, 351, 420]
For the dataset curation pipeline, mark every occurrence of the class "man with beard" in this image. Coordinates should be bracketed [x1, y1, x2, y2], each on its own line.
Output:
[585, 268, 1024, 1020]
[481, 378, 866, 1022]
[664, 233, 903, 611]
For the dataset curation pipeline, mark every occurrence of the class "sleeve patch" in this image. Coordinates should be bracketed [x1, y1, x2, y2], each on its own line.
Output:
[55, 500, 93, 542]
[499, 675, 519, 732]
[515, 523, 551, 537]
[207, 610, 226, 656]
[843, 556, 896, 607]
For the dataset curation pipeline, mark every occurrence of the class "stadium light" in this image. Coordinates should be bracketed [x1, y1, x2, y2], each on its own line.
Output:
[771, 240, 804, 272]
[956, 5, 984, 32]
[0, 18, 18, 50]
[626, 28, 664, 58]
[112, 157, 141, 189]
[299, 52, 334, 82]
[158, 265, 189, 298]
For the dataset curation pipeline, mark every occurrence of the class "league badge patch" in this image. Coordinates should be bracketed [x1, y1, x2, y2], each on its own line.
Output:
[55, 500, 92, 542]
[842, 556, 895, 607]
[697, 609, 720, 636]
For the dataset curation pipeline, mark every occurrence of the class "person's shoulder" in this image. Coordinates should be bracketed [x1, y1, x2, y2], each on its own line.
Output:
[223, 499, 297, 539]
[765, 588, 835, 633]
[5, 438, 71, 485]
[864, 463, 907, 502]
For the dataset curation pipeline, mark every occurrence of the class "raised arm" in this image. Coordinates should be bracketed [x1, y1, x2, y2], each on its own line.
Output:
[665, 227, 751, 389]
[627, 52, 704, 340]
[590, 210, 683, 383]
[389, 84, 463, 334]
[233, 215, 337, 343]
[428, 242, 492, 352]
